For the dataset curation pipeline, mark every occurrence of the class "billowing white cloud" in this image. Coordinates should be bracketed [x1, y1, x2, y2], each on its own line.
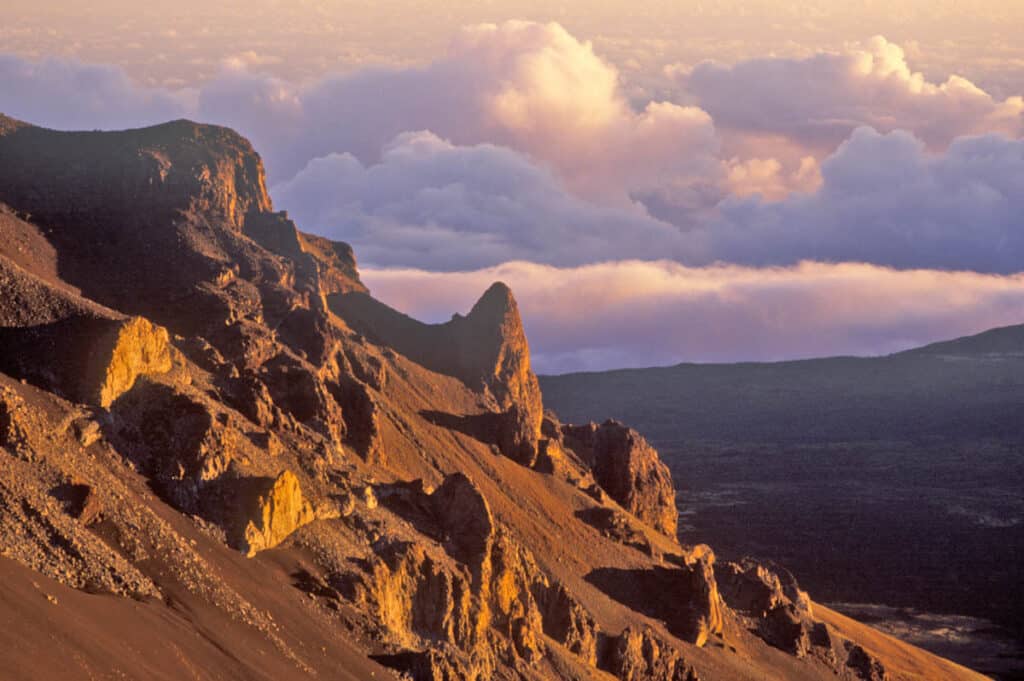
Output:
[275, 127, 1024, 274]
[361, 260, 1024, 373]
[270, 131, 691, 269]
[683, 36, 1024, 154]
[724, 155, 822, 200]
[709, 128, 1024, 274]
[202, 20, 721, 200]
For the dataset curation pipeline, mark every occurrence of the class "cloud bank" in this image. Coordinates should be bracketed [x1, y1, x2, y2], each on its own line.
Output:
[362, 261, 1024, 373]
[276, 127, 1024, 274]
[709, 129, 1024, 274]
[271, 131, 690, 270]
[683, 36, 1023, 153]
[201, 20, 721, 200]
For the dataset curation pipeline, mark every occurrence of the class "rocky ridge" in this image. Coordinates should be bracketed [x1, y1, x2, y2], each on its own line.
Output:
[0, 114, 987, 681]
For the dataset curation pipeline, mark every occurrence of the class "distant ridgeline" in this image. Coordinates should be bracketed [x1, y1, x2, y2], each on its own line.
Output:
[540, 327, 1024, 445]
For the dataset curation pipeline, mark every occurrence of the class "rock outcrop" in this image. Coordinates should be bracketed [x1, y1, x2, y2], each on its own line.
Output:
[335, 473, 610, 679]
[430, 473, 495, 581]
[107, 381, 237, 506]
[0, 310, 174, 408]
[450, 283, 544, 465]
[676, 546, 725, 647]
[0, 115, 365, 345]
[716, 558, 811, 620]
[329, 283, 544, 466]
[90, 317, 175, 407]
[0, 117, 271, 233]
[240, 470, 318, 557]
[563, 420, 678, 537]
[716, 557, 889, 679]
[532, 581, 601, 666]
[605, 627, 700, 681]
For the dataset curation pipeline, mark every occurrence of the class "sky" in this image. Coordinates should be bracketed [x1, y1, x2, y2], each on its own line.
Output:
[2, 1, 1023, 373]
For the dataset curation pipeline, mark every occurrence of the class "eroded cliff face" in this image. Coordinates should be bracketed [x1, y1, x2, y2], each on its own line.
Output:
[0, 312, 175, 408]
[0, 116, 982, 681]
[327, 282, 545, 467]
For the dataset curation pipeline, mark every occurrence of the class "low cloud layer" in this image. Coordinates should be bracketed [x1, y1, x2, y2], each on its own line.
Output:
[0, 22, 721, 203]
[362, 261, 1024, 373]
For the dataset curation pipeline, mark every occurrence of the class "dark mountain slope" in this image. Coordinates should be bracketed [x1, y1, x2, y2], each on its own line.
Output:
[541, 332, 1024, 444]
[541, 328, 1024, 679]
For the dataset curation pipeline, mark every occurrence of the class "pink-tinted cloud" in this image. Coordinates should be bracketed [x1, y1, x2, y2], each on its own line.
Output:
[200, 21, 721, 200]
[361, 260, 1024, 373]
[273, 127, 1024, 274]
[3, 27, 1023, 277]
[710, 129, 1024, 274]
[270, 131, 689, 269]
[0, 54, 194, 130]
[683, 36, 1023, 154]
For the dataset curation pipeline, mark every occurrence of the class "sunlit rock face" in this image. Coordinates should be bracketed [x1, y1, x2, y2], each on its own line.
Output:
[0, 314, 175, 408]
[605, 626, 701, 681]
[454, 282, 545, 466]
[240, 470, 317, 557]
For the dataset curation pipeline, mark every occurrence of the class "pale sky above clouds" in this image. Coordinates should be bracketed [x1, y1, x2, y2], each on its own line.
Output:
[2, 3, 1023, 371]
[5, 1, 1024, 94]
